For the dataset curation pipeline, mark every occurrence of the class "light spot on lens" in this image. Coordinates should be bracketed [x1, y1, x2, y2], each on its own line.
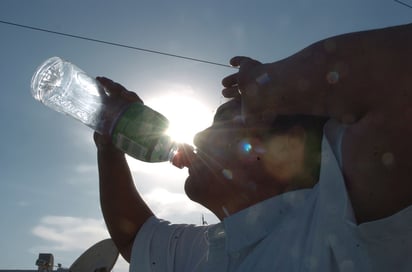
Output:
[239, 139, 252, 154]
[222, 169, 233, 180]
[327, 71, 339, 84]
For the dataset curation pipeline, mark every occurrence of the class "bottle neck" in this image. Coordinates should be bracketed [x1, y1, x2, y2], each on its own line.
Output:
[170, 143, 195, 169]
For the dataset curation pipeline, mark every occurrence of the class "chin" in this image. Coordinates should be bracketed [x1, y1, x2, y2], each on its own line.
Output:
[184, 175, 202, 202]
[184, 172, 216, 208]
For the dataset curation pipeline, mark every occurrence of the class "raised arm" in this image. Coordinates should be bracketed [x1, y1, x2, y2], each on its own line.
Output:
[223, 23, 412, 121]
[222, 23, 412, 223]
[95, 78, 154, 262]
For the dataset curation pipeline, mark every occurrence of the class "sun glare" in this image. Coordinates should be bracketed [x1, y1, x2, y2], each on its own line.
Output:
[145, 90, 214, 146]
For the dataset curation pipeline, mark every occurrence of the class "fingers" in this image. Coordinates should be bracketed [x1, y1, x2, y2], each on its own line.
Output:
[222, 73, 239, 98]
[96, 77, 123, 96]
[121, 90, 143, 104]
[222, 56, 262, 98]
[221, 57, 253, 89]
[93, 131, 114, 149]
[229, 56, 259, 67]
[96, 77, 143, 104]
[222, 56, 273, 125]
[221, 72, 238, 87]
[222, 86, 240, 98]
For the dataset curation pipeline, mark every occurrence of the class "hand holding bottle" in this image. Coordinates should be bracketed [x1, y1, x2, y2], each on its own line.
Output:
[93, 77, 142, 151]
[94, 76, 195, 168]
[96, 77, 143, 106]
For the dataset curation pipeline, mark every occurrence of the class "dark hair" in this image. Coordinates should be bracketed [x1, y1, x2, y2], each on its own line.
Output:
[269, 115, 327, 133]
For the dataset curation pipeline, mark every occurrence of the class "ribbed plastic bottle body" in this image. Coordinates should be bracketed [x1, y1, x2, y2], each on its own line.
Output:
[110, 102, 178, 163]
[30, 56, 132, 136]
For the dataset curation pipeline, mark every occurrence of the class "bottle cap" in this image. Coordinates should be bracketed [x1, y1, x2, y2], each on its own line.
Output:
[171, 144, 196, 168]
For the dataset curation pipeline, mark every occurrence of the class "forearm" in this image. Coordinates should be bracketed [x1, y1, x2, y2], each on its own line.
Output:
[268, 23, 412, 121]
[97, 145, 153, 262]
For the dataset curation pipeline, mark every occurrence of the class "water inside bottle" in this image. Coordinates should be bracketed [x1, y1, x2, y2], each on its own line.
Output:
[31, 57, 106, 131]
[31, 57, 65, 102]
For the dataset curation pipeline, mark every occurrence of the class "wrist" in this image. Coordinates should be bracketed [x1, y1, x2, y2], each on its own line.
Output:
[95, 137, 124, 157]
[97, 143, 123, 155]
[97, 147, 126, 165]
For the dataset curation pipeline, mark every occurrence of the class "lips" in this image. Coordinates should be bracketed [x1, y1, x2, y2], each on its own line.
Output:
[171, 143, 196, 169]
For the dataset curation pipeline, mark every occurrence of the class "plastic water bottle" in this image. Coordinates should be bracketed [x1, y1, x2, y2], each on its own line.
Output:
[30, 56, 193, 167]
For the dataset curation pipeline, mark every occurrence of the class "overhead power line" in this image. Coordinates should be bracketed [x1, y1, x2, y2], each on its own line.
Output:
[394, 0, 412, 9]
[0, 19, 234, 68]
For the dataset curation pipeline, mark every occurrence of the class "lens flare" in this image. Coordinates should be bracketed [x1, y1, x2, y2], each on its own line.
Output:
[222, 169, 233, 180]
[239, 139, 252, 154]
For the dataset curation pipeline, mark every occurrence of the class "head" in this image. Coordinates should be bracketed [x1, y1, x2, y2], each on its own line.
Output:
[185, 98, 327, 219]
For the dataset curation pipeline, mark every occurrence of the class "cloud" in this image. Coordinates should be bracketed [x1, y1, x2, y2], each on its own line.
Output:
[126, 157, 177, 175]
[142, 188, 209, 220]
[31, 216, 109, 252]
[63, 163, 98, 186]
[31, 215, 130, 271]
[126, 157, 188, 191]
[74, 164, 97, 174]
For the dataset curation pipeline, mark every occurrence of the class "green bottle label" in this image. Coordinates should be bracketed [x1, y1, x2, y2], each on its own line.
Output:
[111, 103, 173, 162]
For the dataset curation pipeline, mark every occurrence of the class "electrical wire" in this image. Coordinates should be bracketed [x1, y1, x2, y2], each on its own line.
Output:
[394, 0, 412, 9]
[0, 19, 234, 68]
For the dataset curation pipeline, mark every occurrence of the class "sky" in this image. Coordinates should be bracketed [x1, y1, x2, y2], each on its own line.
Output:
[0, 0, 410, 271]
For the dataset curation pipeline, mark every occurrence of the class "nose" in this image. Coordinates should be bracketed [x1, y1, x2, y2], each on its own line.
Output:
[194, 127, 228, 157]
[193, 127, 211, 148]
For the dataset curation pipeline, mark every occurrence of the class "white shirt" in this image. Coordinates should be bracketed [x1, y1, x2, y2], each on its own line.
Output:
[130, 120, 412, 271]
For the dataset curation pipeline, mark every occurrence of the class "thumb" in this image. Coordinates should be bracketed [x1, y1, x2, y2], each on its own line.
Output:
[93, 131, 114, 149]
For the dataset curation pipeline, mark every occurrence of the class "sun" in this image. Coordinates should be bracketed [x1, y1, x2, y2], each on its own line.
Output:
[145, 90, 214, 146]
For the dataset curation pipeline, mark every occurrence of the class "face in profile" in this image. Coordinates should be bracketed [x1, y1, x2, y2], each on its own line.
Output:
[185, 99, 312, 218]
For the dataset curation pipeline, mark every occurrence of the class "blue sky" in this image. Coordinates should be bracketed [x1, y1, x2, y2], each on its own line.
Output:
[0, 0, 410, 271]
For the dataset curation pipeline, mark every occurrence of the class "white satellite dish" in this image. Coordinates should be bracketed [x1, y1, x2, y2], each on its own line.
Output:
[69, 238, 119, 272]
